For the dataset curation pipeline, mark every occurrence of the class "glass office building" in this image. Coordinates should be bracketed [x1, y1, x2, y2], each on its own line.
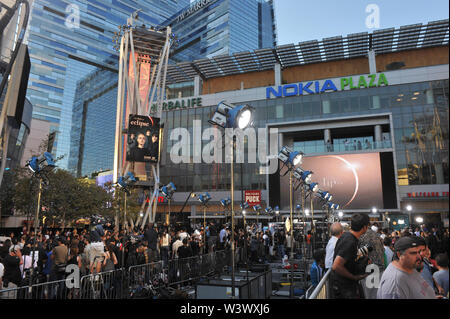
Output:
[24, 0, 190, 169]
[158, 79, 448, 188]
[69, 0, 277, 176]
[69, 18, 448, 226]
[148, 20, 448, 225]
[164, 0, 277, 63]
[68, 67, 117, 176]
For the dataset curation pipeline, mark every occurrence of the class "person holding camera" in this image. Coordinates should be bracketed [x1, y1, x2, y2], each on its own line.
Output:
[1, 245, 23, 297]
[331, 213, 371, 299]
[359, 223, 386, 299]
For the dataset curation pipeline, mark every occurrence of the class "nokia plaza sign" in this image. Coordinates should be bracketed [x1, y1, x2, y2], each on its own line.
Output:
[266, 73, 389, 99]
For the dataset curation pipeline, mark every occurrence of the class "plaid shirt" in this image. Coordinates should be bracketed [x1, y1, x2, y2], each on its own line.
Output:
[360, 229, 385, 271]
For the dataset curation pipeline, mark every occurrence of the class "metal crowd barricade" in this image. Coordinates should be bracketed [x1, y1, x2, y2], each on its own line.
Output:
[80, 269, 124, 299]
[308, 269, 332, 299]
[0, 250, 241, 299]
[167, 250, 230, 287]
[167, 256, 197, 286]
[27, 278, 75, 299]
[0, 285, 29, 299]
[128, 261, 165, 299]
[0, 279, 71, 299]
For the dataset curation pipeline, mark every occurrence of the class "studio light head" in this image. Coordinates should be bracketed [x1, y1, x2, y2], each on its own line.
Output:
[220, 198, 231, 207]
[240, 202, 250, 210]
[309, 182, 319, 193]
[327, 202, 340, 210]
[209, 101, 254, 129]
[295, 204, 301, 211]
[26, 152, 56, 174]
[318, 190, 332, 202]
[198, 192, 211, 205]
[293, 167, 313, 184]
[161, 182, 176, 199]
[278, 146, 303, 167]
[274, 206, 280, 215]
[117, 172, 137, 195]
[253, 205, 262, 212]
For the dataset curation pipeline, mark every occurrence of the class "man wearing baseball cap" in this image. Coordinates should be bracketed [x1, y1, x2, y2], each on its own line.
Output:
[377, 236, 437, 299]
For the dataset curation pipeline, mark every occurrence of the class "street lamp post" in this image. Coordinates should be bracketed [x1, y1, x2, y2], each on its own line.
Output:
[406, 205, 412, 227]
[25, 152, 56, 288]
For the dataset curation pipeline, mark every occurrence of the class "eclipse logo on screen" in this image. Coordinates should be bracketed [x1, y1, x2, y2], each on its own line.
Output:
[322, 156, 359, 208]
[300, 153, 383, 210]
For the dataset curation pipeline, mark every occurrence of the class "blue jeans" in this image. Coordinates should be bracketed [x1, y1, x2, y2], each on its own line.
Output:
[278, 244, 285, 258]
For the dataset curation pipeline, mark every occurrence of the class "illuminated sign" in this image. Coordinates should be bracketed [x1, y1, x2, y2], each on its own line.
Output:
[245, 190, 261, 206]
[175, 0, 217, 23]
[146, 196, 167, 203]
[407, 192, 449, 198]
[266, 73, 388, 99]
[151, 97, 202, 112]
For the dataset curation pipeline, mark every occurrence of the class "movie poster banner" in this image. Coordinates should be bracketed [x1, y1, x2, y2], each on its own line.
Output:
[126, 114, 161, 163]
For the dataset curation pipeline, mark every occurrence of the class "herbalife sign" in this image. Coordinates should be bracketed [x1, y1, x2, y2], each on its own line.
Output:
[151, 97, 202, 112]
[266, 73, 389, 99]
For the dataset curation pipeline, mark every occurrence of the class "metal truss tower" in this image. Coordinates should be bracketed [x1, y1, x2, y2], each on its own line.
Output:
[113, 11, 173, 228]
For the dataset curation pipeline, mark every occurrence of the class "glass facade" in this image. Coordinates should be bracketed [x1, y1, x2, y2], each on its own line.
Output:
[68, 0, 277, 176]
[165, 0, 277, 63]
[157, 79, 449, 192]
[69, 68, 118, 176]
[25, 0, 190, 169]
[258, 0, 276, 49]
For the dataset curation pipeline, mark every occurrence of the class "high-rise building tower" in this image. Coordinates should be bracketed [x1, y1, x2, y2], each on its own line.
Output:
[68, 0, 278, 177]
[23, 0, 189, 169]
[163, 0, 277, 62]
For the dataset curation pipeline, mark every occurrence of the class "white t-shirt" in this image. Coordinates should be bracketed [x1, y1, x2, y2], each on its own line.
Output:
[0, 262, 4, 279]
[179, 232, 188, 241]
[20, 255, 37, 278]
[325, 236, 339, 269]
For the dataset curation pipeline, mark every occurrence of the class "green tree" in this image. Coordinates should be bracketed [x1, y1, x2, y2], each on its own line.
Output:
[11, 168, 114, 230]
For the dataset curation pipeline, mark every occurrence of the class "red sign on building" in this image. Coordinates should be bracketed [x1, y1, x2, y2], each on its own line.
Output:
[407, 192, 449, 198]
[245, 190, 261, 206]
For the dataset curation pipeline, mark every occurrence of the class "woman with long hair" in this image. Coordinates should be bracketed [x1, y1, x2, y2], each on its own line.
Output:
[102, 244, 118, 272]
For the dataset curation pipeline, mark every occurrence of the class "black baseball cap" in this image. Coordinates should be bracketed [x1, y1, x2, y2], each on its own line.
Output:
[394, 236, 425, 251]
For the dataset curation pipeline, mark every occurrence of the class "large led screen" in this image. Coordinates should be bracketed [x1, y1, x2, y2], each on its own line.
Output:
[279, 153, 384, 210]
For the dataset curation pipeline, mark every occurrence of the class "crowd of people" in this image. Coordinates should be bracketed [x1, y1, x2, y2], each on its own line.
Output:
[319, 213, 449, 299]
[0, 219, 298, 294]
[1, 216, 448, 300]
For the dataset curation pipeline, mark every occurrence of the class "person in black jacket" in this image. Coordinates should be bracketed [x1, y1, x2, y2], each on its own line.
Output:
[128, 133, 151, 162]
[178, 238, 193, 259]
[2, 246, 23, 292]
[208, 222, 218, 253]
[147, 133, 159, 162]
[144, 223, 158, 262]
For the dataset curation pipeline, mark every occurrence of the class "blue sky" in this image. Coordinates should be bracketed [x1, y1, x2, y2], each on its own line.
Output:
[274, 0, 449, 45]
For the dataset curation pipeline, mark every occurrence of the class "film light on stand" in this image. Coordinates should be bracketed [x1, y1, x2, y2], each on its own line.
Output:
[161, 182, 176, 199]
[208, 101, 254, 129]
[278, 146, 303, 167]
[293, 167, 313, 184]
[26, 152, 56, 174]
[117, 172, 137, 195]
